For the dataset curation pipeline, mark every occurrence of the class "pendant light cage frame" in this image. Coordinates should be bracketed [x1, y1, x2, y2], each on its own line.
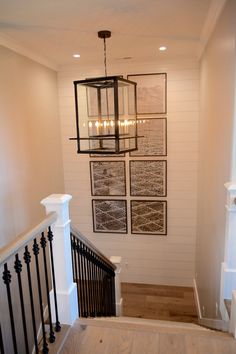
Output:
[70, 31, 139, 154]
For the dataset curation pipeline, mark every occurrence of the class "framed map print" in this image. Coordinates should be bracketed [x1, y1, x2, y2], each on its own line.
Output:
[130, 118, 167, 157]
[127, 73, 167, 114]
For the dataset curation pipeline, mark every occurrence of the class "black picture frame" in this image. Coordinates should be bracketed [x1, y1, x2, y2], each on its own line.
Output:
[92, 199, 128, 234]
[130, 118, 167, 157]
[130, 200, 167, 235]
[127, 73, 167, 114]
[129, 160, 167, 197]
[90, 161, 126, 196]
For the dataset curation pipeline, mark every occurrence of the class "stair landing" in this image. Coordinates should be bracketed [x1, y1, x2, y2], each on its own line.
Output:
[59, 317, 236, 354]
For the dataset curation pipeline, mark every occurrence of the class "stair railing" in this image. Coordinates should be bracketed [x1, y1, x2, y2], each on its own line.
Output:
[70, 225, 116, 318]
[1, 194, 121, 354]
[0, 212, 61, 354]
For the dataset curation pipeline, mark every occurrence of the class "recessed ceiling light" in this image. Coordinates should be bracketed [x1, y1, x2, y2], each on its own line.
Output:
[73, 54, 80, 58]
[159, 46, 167, 51]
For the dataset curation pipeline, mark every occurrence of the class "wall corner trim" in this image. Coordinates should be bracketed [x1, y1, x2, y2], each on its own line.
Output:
[198, 0, 227, 59]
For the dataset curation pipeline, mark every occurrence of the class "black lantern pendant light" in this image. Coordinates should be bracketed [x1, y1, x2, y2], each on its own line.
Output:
[70, 30, 138, 154]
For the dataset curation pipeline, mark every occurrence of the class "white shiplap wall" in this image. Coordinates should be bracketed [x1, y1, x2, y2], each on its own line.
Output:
[58, 59, 199, 287]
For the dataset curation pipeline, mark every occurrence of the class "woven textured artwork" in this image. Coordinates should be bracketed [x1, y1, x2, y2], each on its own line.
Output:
[130, 160, 167, 196]
[90, 161, 126, 196]
[92, 199, 127, 233]
[131, 200, 167, 235]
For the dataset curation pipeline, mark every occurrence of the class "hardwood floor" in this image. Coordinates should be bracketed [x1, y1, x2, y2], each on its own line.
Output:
[121, 283, 198, 324]
[60, 318, 236, 354]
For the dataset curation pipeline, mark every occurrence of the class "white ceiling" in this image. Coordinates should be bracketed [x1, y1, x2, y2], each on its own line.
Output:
[0, 0, 225, 69]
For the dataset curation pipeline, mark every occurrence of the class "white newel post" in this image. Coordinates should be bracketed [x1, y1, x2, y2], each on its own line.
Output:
[220, 183, 236, 332]
[110, 256, 123, 316]
[41, 194, 78, 325]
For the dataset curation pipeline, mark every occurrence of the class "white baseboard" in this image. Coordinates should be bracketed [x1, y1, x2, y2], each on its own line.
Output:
[32, 305, 49, 354]
[193, 278, 229, 332]
[193, 278, 202, 320]
[229, 291, 236, 338]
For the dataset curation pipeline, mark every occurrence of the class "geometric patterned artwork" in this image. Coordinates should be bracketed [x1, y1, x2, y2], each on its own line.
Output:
[130, 160, 167, 197]
[90, 161, 126, 196]
[131, 200, 167, 235]
[130, 118, 167, 157]
[127, 73, 167, 114]
[92, 199, 127, 233]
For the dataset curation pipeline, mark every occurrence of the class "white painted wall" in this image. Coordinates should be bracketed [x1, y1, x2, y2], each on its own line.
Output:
[58, 59, 199, 286]
[0, 45, 64, 247]
[196, 0, 236, 318]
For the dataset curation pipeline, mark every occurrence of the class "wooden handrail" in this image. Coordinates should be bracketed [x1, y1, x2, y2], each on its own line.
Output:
[70, 225, 116, 270]
[0, 212, 57, 266]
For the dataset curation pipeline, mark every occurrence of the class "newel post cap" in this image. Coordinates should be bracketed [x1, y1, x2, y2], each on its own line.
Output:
[41, 194, 72, 206]
[225, 182, 236, 192]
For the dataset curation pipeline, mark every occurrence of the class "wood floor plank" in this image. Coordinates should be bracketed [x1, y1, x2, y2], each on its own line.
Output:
[131, 331, 159, 354]
[159, 333, 186, 354]
[122, 282, 198, 323]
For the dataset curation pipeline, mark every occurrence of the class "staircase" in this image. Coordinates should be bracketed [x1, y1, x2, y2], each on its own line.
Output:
[1, 194, 236, 353]
[58, 316, 236, 354]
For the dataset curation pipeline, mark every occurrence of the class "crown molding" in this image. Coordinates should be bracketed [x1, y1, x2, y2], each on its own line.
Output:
[0, 31, 58, 71]
[198, 0, 227, 59]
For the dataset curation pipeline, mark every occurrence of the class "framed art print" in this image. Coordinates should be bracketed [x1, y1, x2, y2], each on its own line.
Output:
[130, 118, 167, 157]
[130, 160, 167, 197]
[127, 73, 167, 114]
[92, 199, 127, 233]
[131, 200, 167, 235]
[90, 161, 126, 196]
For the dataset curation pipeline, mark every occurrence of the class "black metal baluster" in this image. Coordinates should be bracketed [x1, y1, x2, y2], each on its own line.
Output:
[105, 270, 110, 316]
[104, 266, 109, 316]
[23, 246, 39, 354]
[40, 232, 55, 343]
[47, 227, 61, 332]
[71, 238, 80, 315]
[89, 250, 95, 317]
[14, 254, 29, 354]
[91, 252, 97, 316]
[95, 256, 101, 316]
[81, 244, 89, 317]
[0, 323, 4, 354]
[78, 242, 86, 317]
[70, 235, 76, 282]
[109, 269, 114, 316]
[76, 240, 84, 317]
[98, 258, 104, 316]
[100, 262, 106, 316]
[33, 239, 48, 354]
[2, 263, 18, 354]
[85, 246, 92, 316]
[111, 272, 116, 316]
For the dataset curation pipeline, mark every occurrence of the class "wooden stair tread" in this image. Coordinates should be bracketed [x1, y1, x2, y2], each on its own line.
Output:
[60, 317, 236, 354]
[76, 317, 232, 338]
